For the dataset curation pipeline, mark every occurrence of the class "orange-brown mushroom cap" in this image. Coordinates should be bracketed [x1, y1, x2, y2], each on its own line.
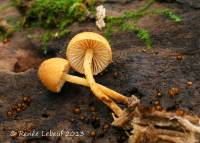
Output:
[66, 32, 112, 75]
[38, 58, 70, 92]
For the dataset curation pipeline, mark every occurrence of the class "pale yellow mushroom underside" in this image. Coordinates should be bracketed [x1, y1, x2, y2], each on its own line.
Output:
[66, 32, 112, 75]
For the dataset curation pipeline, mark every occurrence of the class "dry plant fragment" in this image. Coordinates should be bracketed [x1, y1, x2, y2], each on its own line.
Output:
[112, 95, 200, 143]
[173, 116, 200, 133]
[96, 5, 106, 30]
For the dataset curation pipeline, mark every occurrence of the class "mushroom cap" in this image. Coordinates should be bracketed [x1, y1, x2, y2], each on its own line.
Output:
[66, 32, 112, 75]
[38, 58, 70, 93]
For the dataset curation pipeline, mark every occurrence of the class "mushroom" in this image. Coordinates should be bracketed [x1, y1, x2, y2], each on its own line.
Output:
[38, 58, 125, 116]
[66, 32, 124, 116]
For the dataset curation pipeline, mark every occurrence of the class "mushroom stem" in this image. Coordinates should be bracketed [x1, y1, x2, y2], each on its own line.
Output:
[62, 74, 127, 103]
[83, 48, 123, 116]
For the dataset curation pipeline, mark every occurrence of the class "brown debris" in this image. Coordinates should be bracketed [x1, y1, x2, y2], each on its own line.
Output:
[154, 100, 160, 105]
[176, 55, 183, 61]
[112, 96, 200, 143]
[168, 87, 180, 96]
[73, 107, 81, 114]
[155, 105, 162, 111]
[16, 108, 21, 112]
[187, 81, 193, 87]
[23, 96, 31, 104]
[22, 103, 28, 110]
[103, 123, 110, 132]
[142, 49, 147, 53]
[176, 109, 185, 116]
[157, 92, 162, 97]
[2, 38, 10, 44]
[6, 111, 12, 117]
[80, 114, 85, 120]
[6, 96, 31, 118]
[113, 72, 119, 78]
[89, 106, 96, 112]
[91, 114, 100, 122]
[90, 131, 96, 137]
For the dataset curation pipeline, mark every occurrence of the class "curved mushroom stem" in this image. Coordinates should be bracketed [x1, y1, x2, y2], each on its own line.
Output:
[62, 74, 127, 103]
[83, 48, 123, 116]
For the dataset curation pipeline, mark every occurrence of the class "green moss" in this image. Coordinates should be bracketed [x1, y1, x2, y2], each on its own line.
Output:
[40, 29, 70, 54]
[9, 0, 181, 52]
[13, 0, 96, 54]
[104, 0, 155, 48]
[27, 0, 83, 28]
[135, 28, 152, 48]
[153, 8, 182, 22]
[41, 31, 51, 54]
[104, 0, 181, 49]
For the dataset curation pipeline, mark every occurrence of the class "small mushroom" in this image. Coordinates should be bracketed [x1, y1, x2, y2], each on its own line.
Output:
[66, 32, 124, 116]
[38, 58, 125, 116]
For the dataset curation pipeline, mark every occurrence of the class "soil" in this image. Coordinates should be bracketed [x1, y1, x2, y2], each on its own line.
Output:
[0, 0, 200, 143]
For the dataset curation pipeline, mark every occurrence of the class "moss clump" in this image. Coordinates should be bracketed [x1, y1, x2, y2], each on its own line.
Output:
[26, 0, 92, 29]
[13, 0, 96, 54]
[15, 0, 95, 28]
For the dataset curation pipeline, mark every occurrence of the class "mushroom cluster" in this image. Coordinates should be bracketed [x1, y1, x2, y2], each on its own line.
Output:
[38, 32, 128, 117]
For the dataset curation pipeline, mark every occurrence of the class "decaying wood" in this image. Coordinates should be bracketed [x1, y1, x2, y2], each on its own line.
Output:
[112, 96, 200, 143]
